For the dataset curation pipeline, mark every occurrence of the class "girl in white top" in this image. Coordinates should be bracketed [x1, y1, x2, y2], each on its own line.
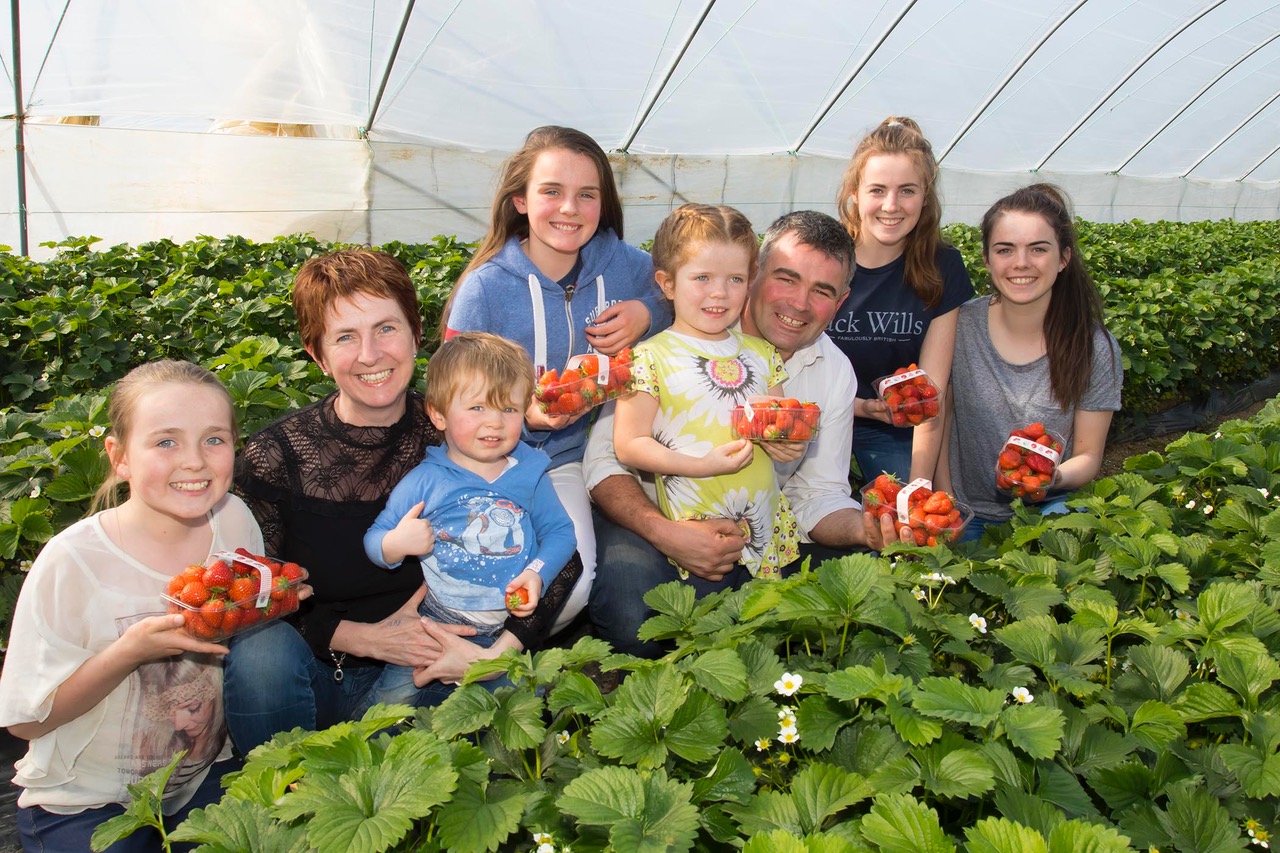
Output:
[0, 360, 265, 852]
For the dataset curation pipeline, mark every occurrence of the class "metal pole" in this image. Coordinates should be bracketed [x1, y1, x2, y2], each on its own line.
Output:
[362, 0, 416, 137]
[10, 0, 27, 256]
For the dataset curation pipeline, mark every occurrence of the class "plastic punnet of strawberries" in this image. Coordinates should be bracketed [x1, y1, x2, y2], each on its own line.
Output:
[860, 474, 973, 546]
[534, 348, 634, 416]
[163, 549, 303, 642]
[731, 396, 821, 442]
[995, 423, 1064, 502]
[873, 364, 941, 427]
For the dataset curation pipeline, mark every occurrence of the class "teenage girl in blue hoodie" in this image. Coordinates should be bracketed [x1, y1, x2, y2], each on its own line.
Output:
[441, 125, 670, 630]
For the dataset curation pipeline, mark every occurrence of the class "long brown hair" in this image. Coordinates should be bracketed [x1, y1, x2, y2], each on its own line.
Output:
[836, 116, 945, 307]
[440, 126, 624, 334]
[981, 183, 1109, 411]
[90, 360, 236, 513]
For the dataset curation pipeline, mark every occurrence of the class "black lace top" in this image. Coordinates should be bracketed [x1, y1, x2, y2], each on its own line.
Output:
[234, 391, 581, 665]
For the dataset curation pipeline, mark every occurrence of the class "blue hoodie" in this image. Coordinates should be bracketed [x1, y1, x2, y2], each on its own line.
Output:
[446, 229, 670, 467]
[364, 442, 575, 612]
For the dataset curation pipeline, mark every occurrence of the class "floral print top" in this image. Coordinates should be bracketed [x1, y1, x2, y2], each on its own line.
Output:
[631, 328, 799, 578]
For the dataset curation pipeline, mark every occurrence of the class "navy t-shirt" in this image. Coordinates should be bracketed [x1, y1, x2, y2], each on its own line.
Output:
[827, 245, 974, 401]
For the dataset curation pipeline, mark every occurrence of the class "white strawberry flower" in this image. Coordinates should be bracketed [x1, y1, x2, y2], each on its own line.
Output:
[774, 672, 802, 696]
[59, 427, 72, 438]
[556, 730, 570, 745]
[1259, 487, 1270, 498]
[754, 738, 770, 752]
[912, 586, 927, 601]
[537, 844, 555, 853]
[778, 721, 797, 738]
[778, 729, 800, 745]
[1011, 686, 1033, 704]
[969, 613, 988, 634]
[532, 832, 553, 845]
[1185, 499, 1196, 509]
[1203, 504, 1214, 515]
[89, 425, 106, 437]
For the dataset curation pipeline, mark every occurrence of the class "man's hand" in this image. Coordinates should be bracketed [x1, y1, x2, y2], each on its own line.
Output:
[660, 516, 747, 581]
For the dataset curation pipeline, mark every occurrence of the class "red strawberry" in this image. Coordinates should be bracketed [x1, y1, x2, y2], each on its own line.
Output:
[506, 588, 529, 612]
[270, 576, 291, 601]
[279, 562, 304, 582]
[229, 577, 258, 604]
[1027, 453, 1055, 474]
[179, 580, 211, 607]
[800, 403, 821, 428]
[167, 574, 189, 597]
[202, 561, 234, 591]
[199, 598, 226, 630]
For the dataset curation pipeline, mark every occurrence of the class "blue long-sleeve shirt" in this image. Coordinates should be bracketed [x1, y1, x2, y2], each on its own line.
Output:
[364, 442, 575, 612]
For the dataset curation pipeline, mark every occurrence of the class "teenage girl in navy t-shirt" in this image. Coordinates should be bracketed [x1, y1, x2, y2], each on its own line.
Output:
[826, 117, 973, 486]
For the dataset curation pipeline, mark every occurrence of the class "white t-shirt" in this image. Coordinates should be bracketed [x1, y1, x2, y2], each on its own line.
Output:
[0, 494, 263, 813]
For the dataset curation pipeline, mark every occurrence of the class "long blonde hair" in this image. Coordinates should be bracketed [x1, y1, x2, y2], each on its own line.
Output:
[90, 361, 236, 514]
[836, 116, 946, 307]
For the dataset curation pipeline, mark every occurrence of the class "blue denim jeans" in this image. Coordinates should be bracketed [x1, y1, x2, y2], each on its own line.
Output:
[588, 509, 752, 658]
[853, 424, 912, 486]
[223, 619, 388, 754]
[16, 758, 238, 853]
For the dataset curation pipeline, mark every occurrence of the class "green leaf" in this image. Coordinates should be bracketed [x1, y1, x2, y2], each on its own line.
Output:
[1000, 703, 1065, 760]
[493, 686, 545, 750]
[795, 695, 849, 752]
[1197, 581, 1255, 635]
[1219, 743, 1280, 798]
[546, 670, 606, 717]
[680, 647, 749, 701]
[964, 817, 1048, 853]
[995, 616, 1057, 668]
[435, 779, 531, 853]
[731, 790, 803, 837]
[1045, 820, 1134, 853]
[918, 746, 994, 799]
[740, 582, 785, 621]
[1159, 782, 1244, 853]
[1124, 644, 1190, 701]
[1128, 701, 1185, 752]
[167, 796, 310, 852]
[826, 665, 907, 703]
[1171, 682, 1240, 723]
[431, 683, 499, 740]
[858, 793, 956, 853]
[690, 747, 757, 805]
[665, 689, 729, 763]
[558, 766, 700, 853]
[1215, 648, 1280, 706]
[816, 554, 881, 615]
[790, 762, 872, 834]
[887, 698, 943, 746]
[590, 705, 664, 768]
[911, 677, 1005, 727]
[643, 580, 697, 619]
[729, 693, 783, 744]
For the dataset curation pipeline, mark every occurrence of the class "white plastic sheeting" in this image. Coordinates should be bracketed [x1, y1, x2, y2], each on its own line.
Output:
[1, 0, 1277, 253]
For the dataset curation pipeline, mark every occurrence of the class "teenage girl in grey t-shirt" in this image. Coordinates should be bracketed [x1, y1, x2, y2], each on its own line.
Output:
[936, 184, 1122, 540]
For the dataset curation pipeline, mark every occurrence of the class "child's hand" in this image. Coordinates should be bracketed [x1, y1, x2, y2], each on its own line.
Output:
[701, 438, 754, 475]
[586, 299, 651, 355]
[123, 614, 230, 662]
[525, 397, 589, 432]
[759, 439, 807, 464]
[504, 568, 543, 618]
[383, 501, 435, 564]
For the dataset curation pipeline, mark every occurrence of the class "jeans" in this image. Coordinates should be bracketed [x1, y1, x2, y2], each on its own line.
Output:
[16, 758, 238, 853]
[852, 424, 912, 486]
[589, 509, 751, 658]
[223, 619, 387, 754]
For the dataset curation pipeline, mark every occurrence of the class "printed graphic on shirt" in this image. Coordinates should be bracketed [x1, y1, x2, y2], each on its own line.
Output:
[119, 613, 224, 795]
[436, 495, 526, 558]
[827, 310, 924, 341]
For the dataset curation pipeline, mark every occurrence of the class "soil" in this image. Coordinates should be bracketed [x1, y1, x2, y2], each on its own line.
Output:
[1098, 400, 1268, 478]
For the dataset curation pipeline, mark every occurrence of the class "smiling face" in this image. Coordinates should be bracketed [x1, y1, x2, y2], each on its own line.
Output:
[512, 147, 604, 280]
[106, 382, 236, 525]
[743, 232, 851, 361]
[427, 374, 526, 479]
[309, 293, 419, 427]
[854, 152, 925, 262]
[984, 210, 1069, 308]
[657, 240, 752, 341]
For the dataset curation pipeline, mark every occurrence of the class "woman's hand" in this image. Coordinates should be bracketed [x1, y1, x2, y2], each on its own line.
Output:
[586, 299, 650, 355]
[124, 614, 230, 661]
[347, 585, 477, 667]
[855, 397, 894, 425]
[413, 620, 504, 686]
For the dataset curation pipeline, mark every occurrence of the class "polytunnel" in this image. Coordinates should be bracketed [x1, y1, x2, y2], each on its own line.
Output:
[1, 0, 1278, 255]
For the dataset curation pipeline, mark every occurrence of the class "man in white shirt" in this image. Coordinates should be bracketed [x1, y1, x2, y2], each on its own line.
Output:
[586, 210, 895, 656]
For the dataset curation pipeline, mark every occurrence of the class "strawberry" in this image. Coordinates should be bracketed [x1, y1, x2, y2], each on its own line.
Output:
[506, 588, 529, 612]
[199, 598, 226, 630]
[167, 574, 189, 597]
[179, 580, 211, 607]
[270, 576, 291, 601]
[280, 562, 304, 581]
[789, 420, 812, 442]
[201, 560, 234, 591]
[220, 608, 242, 635]
[229, 577, 258, 603]
[996, 424, 1063, 502]
[800, 403, 820, 428]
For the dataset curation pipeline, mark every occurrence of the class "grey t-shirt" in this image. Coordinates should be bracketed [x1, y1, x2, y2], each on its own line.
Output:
[948, 296, 1123, 521]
